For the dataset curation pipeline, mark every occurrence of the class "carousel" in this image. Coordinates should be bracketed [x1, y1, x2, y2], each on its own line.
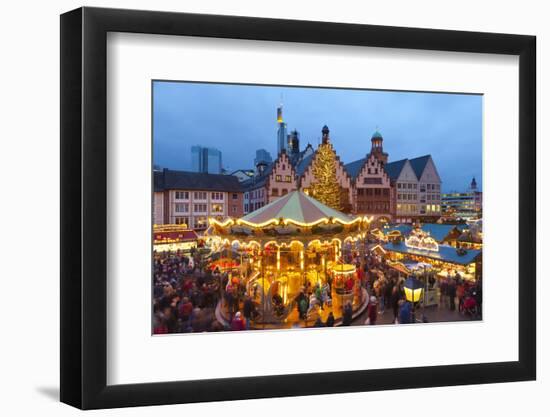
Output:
[205, 191, 371, 328]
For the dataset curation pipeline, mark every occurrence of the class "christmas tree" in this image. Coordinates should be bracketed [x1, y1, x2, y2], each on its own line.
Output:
[310, 143, 341, 210]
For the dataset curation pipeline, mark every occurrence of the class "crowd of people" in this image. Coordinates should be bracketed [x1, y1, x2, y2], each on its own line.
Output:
[152, 251, 227, 334]
[153, 243, 482, 334]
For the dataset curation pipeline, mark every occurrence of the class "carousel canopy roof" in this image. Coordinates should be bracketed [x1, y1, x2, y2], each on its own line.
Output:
[239, 190, 356, 226]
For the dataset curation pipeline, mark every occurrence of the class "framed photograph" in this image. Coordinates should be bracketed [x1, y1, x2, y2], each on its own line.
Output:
[60, 6, 536, 409]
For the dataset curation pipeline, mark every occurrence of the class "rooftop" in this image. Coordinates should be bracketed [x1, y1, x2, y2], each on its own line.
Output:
[383, 242, 481, 265]
[239, 190, 356, 226]
[154, 169, 243, 193]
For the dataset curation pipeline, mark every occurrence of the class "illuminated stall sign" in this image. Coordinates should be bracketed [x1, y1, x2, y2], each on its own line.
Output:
[405, 228, 439, 252]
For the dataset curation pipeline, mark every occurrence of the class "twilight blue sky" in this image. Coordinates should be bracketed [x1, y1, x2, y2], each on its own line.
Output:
[153, 81, 482, 192]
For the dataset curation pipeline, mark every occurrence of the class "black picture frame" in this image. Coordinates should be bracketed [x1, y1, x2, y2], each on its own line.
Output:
[60, 6, 536, 410]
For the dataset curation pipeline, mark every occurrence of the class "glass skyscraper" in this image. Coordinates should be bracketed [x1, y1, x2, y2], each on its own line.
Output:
[191, 145, 222, 174]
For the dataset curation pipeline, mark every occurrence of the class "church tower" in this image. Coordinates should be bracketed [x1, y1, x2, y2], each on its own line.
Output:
[369, 129, 388, 164]
[470, 177, 478, 190]
[321, 125, 330, 144]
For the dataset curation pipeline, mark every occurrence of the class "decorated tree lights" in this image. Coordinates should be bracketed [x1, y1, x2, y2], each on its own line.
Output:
[309, 141, 342, 210]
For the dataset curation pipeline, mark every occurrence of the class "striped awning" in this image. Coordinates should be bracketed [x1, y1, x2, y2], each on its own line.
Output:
[239, 191, 357, 227]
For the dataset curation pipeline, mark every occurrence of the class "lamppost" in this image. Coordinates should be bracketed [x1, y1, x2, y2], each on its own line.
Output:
[404, 275, 424, 323]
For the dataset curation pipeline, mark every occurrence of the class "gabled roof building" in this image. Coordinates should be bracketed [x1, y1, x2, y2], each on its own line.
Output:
[239, 105, 442, 224]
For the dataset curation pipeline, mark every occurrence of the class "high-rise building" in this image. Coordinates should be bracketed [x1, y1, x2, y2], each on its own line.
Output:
[287, 129, 300, 157]
[277, 104, 288, 154]
[191, 145, 222, 174]
[254, 149, 273, 166]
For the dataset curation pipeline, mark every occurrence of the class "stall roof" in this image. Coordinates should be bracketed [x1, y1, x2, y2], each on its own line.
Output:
[386, 223, 467, 242]
[383, 242, 481, 265]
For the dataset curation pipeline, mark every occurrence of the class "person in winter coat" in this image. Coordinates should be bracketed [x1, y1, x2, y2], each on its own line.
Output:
[448, 280, 457, 311]
[242, 296, 254, 330]
[342, 302, 353, 326]
[390, 285, 401, 323]
[178, 297, 193, 326]
[398, 300, 412, 324]
[325, 312, 335, 327]
[366, 296, 378, 325]
[230, 311, 245, 331]
[299, 297, 309, 321]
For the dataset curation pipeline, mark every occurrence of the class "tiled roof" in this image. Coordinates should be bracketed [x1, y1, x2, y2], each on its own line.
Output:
[154, 169, 243, 192]
[295, 154, 315, 177]
[409, 155, 431, 180]
[384, 158, 408, 180]
[344, 157, 366, 180]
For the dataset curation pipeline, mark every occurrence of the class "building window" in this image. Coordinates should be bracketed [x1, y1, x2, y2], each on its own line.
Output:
[282, 164, 286, 170]
[193, 203, 207, 213]
[275, 175, 282, 182]
[211, 192, 223, 200]
[232, 205, 237, 213]
[175, 191, 189, 200]
[211, 203, 223, 213]
[272, 188, 279, 196]
[244, 203, 249, 212]
[397, 183, 402, 189]
[285, 175, 292, 182]
[232, 193, 238, 200]
[175, 216, 188, 226]
[364, 177, 382, 185]
[194, 191, 207, 200]
[175, 203, 189, 213]
[194, 217, 207, 229]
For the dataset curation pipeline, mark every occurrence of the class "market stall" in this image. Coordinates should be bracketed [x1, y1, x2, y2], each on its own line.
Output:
[153, 224, 199, 252]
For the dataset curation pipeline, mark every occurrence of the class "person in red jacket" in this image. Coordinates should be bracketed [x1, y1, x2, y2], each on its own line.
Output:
[231, 311, 245, 331]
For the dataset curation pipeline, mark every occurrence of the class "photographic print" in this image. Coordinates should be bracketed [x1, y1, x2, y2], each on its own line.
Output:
[152, 81, 483, 334]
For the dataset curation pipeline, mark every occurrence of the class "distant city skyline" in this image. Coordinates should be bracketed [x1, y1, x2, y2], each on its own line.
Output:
[153, 81, 483, 192]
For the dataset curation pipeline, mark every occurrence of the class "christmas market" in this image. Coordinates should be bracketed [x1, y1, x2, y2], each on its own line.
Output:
[383, 226, 482, 282]
[153, 224, 199, 252]
[205, 191, 371, 328]
[150, 85, 485, 335]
